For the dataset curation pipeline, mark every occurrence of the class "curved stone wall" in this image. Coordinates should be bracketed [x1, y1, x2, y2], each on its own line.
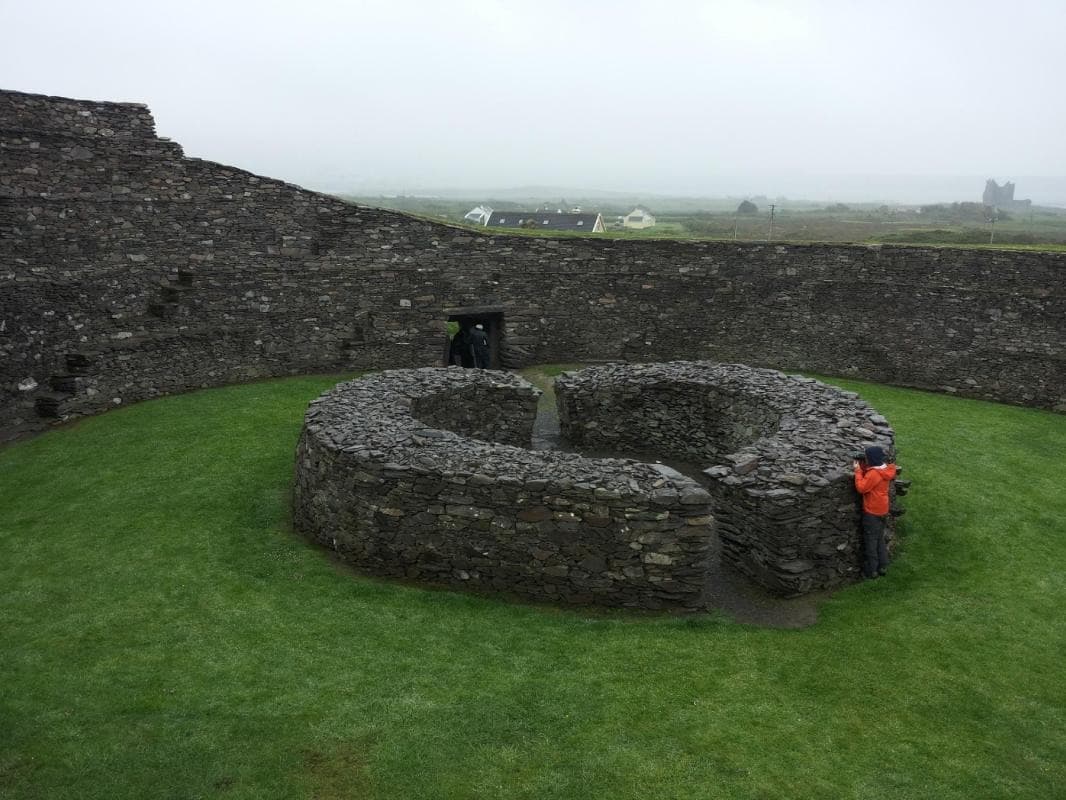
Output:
[556, 362, 898, 594]
[3, 88, 1065, 443]
[293, 368, 715, 610]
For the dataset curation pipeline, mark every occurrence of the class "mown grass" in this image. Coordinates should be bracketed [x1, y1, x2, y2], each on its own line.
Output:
[1, 374, 1064, 799]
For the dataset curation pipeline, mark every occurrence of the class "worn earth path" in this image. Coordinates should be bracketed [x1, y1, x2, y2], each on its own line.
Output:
[522, 367, 829, 629]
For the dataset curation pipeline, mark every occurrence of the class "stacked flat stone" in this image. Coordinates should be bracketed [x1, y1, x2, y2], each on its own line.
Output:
[293, 368, 715, 610]
[556, 362, 897, 595]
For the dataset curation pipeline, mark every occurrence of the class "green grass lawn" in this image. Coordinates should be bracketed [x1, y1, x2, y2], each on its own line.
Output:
[2, 373, 1064, 799]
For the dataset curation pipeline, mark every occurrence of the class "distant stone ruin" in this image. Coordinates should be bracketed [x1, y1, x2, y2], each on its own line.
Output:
[983, 178, 1031, 210]
[294, 363, 900, 607]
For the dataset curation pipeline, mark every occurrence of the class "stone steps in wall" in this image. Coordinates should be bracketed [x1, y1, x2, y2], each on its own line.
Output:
[48, 374, 85, 394]
[147, 301, 179, 319]
[34, 391, 76, 418]
[32, 336, 182, 422]
[78, 331, 181, 356]
[146, 271, 196, 318]
[159, 281, 193, 302]
[34, 341, 150, 422]
[31, 329, 202, 421]
[65, 351, 95, 374]
[34, 355, 96, 419]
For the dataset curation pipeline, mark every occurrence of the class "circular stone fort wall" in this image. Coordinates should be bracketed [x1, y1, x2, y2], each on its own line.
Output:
[294, 363, 898, 605]
[293, 368, 716, 610]
[2, 88, 1065, 444]
[556, 362, 898, 595]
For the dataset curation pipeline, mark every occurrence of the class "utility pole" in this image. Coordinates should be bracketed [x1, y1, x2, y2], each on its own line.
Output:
[768, 204, 776, 240]
[733, 216, 738, 240]
[989, 213, 996, 244]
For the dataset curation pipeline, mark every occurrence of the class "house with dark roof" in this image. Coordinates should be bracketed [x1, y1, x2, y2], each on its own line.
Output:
[486, 210, 605, 233]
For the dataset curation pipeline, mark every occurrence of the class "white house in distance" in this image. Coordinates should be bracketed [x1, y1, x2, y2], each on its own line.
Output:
[623, 207, 656, 229]
[463, 205, 493, 226]
[485, 210, 606, 232]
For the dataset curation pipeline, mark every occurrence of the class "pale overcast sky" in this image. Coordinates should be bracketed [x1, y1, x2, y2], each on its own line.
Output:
[3, 0, 1065, 202]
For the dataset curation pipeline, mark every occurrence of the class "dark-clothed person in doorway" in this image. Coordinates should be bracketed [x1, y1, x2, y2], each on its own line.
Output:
[469, 323, 490, 368]
[449, 324, 473, 367]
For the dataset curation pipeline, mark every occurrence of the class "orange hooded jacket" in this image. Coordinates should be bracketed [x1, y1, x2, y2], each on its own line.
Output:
[854, 463, 897, 516]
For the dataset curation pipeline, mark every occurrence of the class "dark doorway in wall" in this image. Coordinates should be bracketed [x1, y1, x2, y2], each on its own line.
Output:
[443, 305, 504, 369]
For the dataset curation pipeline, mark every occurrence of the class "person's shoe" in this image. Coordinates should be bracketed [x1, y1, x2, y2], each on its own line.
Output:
[877, 568, 888, 577]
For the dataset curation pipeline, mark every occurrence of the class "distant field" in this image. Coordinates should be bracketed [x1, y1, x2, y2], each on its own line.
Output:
[342, 194, 1066, 250]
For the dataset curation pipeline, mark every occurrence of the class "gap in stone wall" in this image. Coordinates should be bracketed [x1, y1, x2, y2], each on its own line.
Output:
[443, 306, 504, 369]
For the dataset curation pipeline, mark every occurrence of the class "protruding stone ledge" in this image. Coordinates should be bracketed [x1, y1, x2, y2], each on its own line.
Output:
[293, 368, 715, 610]
[556, 361, 898, 595]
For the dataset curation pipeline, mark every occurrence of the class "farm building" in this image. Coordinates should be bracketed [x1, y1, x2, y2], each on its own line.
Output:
[623, 207, 656, 229]
[463, 205, 493, 225]
[486, 210, 605, 232]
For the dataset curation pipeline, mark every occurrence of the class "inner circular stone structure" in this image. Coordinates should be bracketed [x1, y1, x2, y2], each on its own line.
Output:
[293, 362, 897, 608]
[293, 367, 716, 610]
[556, 362, 896, 595]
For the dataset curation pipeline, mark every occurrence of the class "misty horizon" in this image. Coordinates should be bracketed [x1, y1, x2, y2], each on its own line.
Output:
[4, 1, 1065, 207]
[321, 174, 1066, 207]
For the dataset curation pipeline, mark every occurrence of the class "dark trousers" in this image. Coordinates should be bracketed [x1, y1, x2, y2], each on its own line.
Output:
[862, 513, 890, 577]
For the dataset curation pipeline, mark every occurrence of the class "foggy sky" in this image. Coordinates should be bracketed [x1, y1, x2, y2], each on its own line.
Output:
[4, 0, 1065, 203]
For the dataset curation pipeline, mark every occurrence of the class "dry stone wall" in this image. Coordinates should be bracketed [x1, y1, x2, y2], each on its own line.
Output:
[293, 368, 715, 609]
[3, 88, 1065, 442]
[556, 362, 898, 595]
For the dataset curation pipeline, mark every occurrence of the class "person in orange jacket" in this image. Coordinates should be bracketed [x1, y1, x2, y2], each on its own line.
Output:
[853, 445, 898, 578]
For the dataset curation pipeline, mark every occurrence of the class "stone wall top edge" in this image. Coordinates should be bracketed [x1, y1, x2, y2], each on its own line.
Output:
[0, 88, 150, 110]
[556, 361, 895, 475]
[557, 360, 867, 399]
[303, 370, 702, 492]
[415, 221, 1066, 260]
[3, 88, 1064, 262]
[0, 125, 166, 142]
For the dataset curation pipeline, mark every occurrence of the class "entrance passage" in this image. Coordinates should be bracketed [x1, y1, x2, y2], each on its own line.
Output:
[443, 306, 504, 369]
